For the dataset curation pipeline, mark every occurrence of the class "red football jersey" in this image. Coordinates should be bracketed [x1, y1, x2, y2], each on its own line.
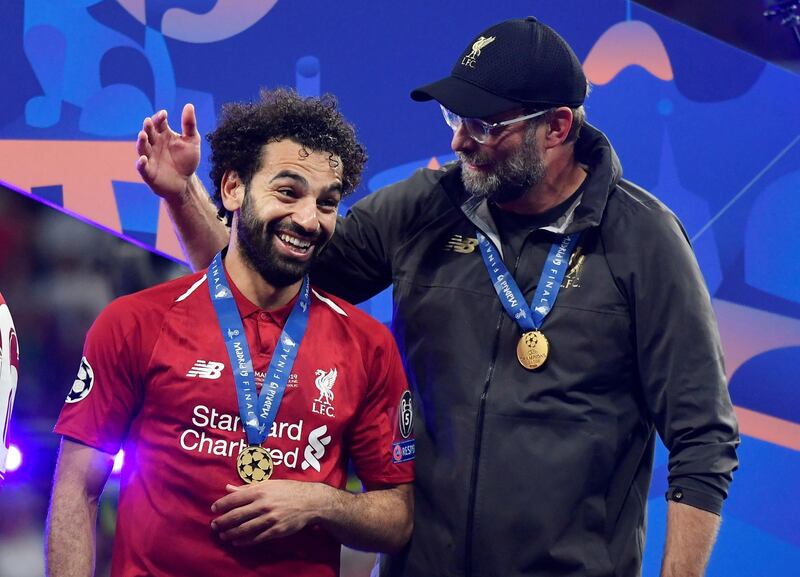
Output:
[55, 268, 414, 577]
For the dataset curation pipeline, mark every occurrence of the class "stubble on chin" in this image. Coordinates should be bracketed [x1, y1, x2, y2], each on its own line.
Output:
[237, 219, 312, 288]
[460, 164, 501, 199]
[457, 131, 545, 205]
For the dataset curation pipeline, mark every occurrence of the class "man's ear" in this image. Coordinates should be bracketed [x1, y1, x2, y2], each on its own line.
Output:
[221, 170, 245, 212]
[542, 107, 574, 149]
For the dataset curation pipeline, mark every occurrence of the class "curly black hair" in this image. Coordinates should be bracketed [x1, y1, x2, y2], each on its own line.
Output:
[207, 87, 367, 225]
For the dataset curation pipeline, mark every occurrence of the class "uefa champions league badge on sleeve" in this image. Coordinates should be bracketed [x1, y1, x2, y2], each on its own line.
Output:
[66, 357, 94, 403]
[399, 390, 413, 439]
[392, 390, 415, 463]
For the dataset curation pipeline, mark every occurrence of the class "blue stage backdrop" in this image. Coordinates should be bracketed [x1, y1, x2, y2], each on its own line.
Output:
[0, 1, 798, 574]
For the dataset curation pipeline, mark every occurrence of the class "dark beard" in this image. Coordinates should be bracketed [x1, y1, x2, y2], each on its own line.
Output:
[458, 124, 545, 204]
[236, 192, 322, 288]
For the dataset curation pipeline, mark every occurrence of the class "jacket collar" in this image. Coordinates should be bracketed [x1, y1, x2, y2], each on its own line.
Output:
[567, 123, 622, 233]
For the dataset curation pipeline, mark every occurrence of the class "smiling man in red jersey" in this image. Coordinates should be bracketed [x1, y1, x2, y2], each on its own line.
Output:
[46, 89, 414, 577]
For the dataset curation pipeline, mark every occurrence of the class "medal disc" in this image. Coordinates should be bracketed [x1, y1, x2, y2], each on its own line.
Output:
[517, 331, 549, 370]
[236, 445, 273, 484]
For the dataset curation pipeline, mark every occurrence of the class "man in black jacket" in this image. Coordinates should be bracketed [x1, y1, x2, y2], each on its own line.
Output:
[136, 16, 739, 577]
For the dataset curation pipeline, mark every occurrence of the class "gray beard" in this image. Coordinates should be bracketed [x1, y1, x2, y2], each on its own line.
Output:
[458, 125, 545, 204]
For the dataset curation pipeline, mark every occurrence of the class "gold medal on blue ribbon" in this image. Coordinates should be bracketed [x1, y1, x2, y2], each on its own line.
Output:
[208, 252, 311, 485]
[237, 445, 273, 484]
[516, 330, 549, 370]
[476, 231, 581, 372]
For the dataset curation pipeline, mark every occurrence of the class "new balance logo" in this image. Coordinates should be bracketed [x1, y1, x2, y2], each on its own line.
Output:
[186, 361, 225, 379]
[444, 234, 479, 254]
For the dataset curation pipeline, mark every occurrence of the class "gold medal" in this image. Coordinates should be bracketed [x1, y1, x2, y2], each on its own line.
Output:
[236, 445, 273, 484]
[517, 331, 549, 370]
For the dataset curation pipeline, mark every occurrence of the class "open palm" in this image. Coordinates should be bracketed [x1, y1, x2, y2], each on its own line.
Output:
[136, 103, 201, 199]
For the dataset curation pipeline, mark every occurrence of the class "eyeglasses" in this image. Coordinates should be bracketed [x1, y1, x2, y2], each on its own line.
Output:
[440, 105, 547, 144]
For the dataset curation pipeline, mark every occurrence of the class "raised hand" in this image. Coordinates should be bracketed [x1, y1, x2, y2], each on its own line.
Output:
[136, 103, 201, 200]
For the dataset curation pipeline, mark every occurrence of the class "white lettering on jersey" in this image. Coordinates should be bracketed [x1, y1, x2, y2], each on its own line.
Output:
[180, 406, 308, 469]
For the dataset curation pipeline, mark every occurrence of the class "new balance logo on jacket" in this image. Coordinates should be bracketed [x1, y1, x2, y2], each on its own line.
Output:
[186, 361, 225, 379]
[443, 234, 478, 254]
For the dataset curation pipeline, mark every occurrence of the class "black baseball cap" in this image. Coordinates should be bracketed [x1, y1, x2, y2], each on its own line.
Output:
[411, 17, 587, 118]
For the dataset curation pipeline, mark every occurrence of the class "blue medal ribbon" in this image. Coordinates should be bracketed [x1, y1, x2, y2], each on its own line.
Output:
[208, 252, 311, 446]
[477, 230, 581, 333]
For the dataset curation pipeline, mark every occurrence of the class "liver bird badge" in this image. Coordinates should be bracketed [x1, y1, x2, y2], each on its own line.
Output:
[315, 368, 337, 405]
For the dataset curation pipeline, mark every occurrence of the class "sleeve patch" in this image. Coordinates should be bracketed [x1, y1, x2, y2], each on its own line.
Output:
[399, 389, 413, 439]
[65, 357, 94, 403]
[392, 439, 415, 463]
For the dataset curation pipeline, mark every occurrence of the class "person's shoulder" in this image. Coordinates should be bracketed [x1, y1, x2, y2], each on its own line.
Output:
[98, 270, 208, 329]
[387, 163, 453, 190]
[352, 163, 464, 235]
[309, 287, 392, 338]
[367, 162, 459, 206]
[608, 179, 670, 214]
[602, 179, 691, 255]
[605, 179, 683, 231]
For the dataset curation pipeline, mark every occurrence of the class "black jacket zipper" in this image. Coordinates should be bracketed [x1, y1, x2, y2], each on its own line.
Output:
[464, 248, 522, 576]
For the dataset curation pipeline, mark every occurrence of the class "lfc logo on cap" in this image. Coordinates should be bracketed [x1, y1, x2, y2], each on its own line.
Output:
[461, 35, 495, 68]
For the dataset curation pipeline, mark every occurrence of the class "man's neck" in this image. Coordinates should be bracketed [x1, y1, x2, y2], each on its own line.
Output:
[496, 155, 587, 216]
[223, 246, 301, 311]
